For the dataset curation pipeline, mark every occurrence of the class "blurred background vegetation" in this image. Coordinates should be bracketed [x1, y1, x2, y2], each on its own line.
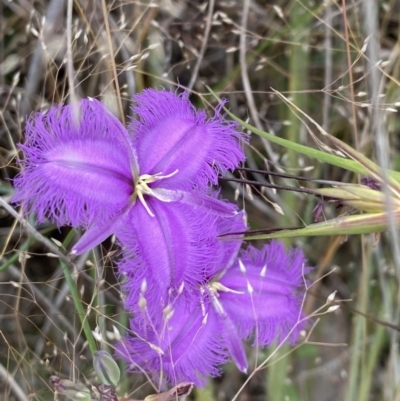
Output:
[1, 0, 400, 400]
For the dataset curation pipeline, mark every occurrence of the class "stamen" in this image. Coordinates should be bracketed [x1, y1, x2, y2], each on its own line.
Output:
[211, 282, 244, 295]
[200, 297, 206, 316]
[137, 191, 155, 217]
[210, 292, 226, 316]
[148, 169, 179, 182]
[133, 169, 179, 217]
[199, 286, 207, 316]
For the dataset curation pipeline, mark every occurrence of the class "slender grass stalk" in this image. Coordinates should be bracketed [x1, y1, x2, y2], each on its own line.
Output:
[358, 312, 386, 401]
[270, 0, 312, 367]
[0, 239, 32, 272]
[287, 3, 310, 162]
[100, 0, 125, 125]
[61, 230, 97, 356]
[362, 0, 400, 389]
[344, 241, 371, 401]
[281, 0, 311, 224]
[267, 344, 291, 401]
[117, 310, 129, 397]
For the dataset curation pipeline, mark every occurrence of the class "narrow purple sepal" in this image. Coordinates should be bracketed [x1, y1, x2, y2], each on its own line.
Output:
[13, 99, 135, 228]
[129, 89, 247, 190]
[71, 205, 131, 255]
[218, 312, 248, 373]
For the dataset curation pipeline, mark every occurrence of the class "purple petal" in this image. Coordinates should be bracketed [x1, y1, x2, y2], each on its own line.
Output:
[117, 198, 223, 316]
[13, 99, 135, 227]
[205, 211, 246, 279]
[219, 241, 308, 346]
[129, 89, 246, 190]
[116, 296, 227, 387]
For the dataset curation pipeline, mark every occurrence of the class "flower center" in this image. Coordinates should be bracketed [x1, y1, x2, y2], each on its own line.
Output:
[131, 170, 179, 217]
[199, 281, 244, 316]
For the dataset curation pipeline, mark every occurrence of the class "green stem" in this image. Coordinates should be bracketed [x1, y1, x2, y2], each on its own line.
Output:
[61, 230, 97, 356]
[267, 344, 291, 401]
[344, 240, 371, 401]
[358, 316, 386, 401]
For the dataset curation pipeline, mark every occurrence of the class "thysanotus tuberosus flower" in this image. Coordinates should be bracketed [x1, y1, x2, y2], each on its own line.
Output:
[117, 204, 246, 319]
[13, 90, 246, 257]
[118, 209, 308, 387]
[206, 241, 308, 364]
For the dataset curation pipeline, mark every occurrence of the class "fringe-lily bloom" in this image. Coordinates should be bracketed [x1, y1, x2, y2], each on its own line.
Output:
[201, 240, 308, 373]
[13, 90, 246, 255]
[118, 234, 308, 386]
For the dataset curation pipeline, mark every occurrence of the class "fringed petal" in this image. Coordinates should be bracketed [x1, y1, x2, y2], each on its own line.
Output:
[129, 89, 247, 190]
[219, 241, 308, 346]
[13, 99, 135, 227]
[117, 199, 223, 317]
[116, 296, 228, 387]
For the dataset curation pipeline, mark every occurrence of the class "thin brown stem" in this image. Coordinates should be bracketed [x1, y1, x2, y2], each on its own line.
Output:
[101, 0, 125, 125]
[342, 0, 359, 151]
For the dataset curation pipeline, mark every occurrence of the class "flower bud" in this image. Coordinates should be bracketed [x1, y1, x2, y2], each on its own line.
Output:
[50, 376, 91, 401]
[93, 350, 121, 386]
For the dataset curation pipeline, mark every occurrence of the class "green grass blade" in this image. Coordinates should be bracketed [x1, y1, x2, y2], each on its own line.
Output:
[243, 211, 398, 240]
[61, 230, 97, 356]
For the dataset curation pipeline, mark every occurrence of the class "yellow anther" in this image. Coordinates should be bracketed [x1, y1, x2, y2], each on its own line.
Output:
[132, 169, 179, 217]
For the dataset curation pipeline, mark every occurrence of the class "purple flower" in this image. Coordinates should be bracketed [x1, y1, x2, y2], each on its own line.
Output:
[13, 90, 246, 255]
[117, 234, 308, 386]
[205, 240, 308, 372]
